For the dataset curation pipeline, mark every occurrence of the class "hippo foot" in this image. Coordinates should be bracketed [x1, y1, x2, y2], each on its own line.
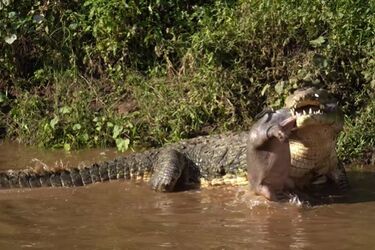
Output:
[254, 185, 292, 202]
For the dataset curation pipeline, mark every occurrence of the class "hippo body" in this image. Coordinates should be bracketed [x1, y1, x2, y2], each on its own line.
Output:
[246, 108, 296, 200]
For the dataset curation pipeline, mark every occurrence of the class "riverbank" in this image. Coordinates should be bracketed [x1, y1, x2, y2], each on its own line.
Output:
[0, 1, 374, 162]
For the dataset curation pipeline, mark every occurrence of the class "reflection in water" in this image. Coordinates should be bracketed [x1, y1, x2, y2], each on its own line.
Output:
[0, 142, 375, 249]
[237, 192, 312, 249]
[0, 140, 123, 171]
[290, 214, 309, 249]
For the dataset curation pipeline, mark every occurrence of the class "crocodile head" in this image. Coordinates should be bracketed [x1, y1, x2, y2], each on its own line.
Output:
[285, 87, 343, 130]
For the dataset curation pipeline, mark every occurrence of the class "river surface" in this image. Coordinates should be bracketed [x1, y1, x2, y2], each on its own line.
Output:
[0, 142, 375, 249]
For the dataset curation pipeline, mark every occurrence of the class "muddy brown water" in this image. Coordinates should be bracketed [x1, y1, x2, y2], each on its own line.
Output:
[0, 142, 375, 249]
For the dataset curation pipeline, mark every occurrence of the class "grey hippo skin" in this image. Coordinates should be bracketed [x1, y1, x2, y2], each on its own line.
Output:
[246, 108, 296, 201]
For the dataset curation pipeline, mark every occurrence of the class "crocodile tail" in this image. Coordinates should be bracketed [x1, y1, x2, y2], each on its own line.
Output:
[0, 153, 155, 189]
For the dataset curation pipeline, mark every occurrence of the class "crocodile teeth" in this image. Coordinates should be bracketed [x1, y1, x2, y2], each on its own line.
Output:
[303, 110, 307, 115]
[309, 108, 313, 114]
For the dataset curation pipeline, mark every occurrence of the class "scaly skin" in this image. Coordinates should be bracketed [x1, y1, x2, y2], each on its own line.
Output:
[0, 132, 249, 191]
[285, 87, 348, 190]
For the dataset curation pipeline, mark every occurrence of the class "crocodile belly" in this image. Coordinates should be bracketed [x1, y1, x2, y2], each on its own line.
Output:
[289, 140, 338, 178]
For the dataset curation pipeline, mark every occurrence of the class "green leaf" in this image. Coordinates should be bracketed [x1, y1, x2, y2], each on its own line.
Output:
[64, 143, 71, 151]
[69, 23, 78, 30]
[2, 0, 10, 7]
[4, 34, 17, 44]
[115, 138, 130, 152]
[261, 84, 270, 96]
[113, 125, 123, 139]
[274, 81, 285, 94]
[50, 116, 59, 129]
[73, 124, 81, 130]
[371, 79, 375, 89]
[272, 99, 281, 108]
[59, 106, 71, 114]
[309, 36, 325, 48]
[8, 12, 16, 18]
[82, 133, 89, 142]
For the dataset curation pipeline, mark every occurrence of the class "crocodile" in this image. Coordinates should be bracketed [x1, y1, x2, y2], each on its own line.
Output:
[285, 87, 349, 191]
[246, 87, 349, 200]
[0, 132, 249, 191]
[0, 87, 348, 193]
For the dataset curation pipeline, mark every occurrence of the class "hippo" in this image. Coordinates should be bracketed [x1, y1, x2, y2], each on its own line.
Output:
[246, 108, 296, 201]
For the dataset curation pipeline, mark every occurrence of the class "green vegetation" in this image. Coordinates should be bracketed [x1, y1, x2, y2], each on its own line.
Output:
[0, 0, 374, 161]
[338, 98, 375, 163]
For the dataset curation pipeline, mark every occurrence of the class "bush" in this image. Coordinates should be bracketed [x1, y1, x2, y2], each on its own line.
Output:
[338, 97, 375, 163]
[0, 0, 374, 162]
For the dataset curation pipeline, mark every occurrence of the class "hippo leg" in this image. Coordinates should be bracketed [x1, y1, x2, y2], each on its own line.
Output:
[254, 184, 293, 201]
[254, 184, 274, 200]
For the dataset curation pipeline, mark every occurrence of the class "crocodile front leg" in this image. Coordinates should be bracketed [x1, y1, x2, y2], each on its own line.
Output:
[149, 149, 200, 192]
